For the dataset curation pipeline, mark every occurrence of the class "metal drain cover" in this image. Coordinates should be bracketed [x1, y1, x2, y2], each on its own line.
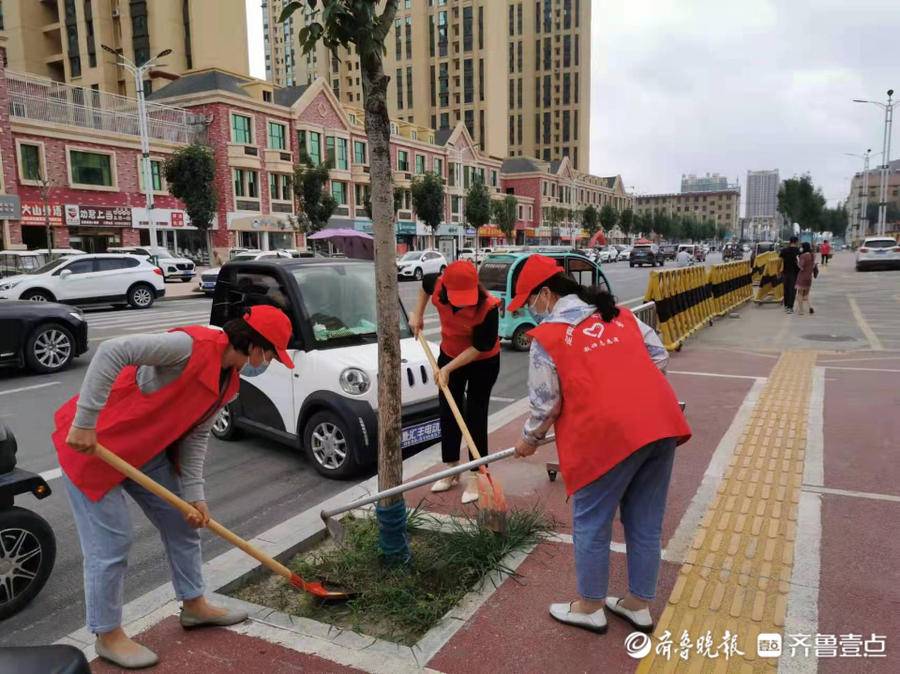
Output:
[802, 334, 857, 342]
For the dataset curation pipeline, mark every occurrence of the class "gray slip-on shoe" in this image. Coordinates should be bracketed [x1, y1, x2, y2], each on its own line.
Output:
[605, 596, 654, 632]
[549, 601, 607, 634]
[180, 606, 249, 629]
[94, 639, 159, 669]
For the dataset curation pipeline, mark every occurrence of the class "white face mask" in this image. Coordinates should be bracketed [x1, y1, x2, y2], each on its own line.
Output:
[241, 348, 272, 377]
[528, 289, 551, 323]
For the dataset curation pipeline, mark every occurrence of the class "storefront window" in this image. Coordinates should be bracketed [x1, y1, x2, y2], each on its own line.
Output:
[69, 150, 114, 186]
[269, 232, 294, 250]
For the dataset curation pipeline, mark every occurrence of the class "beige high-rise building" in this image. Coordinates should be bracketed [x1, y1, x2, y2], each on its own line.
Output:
[263, 0, 591, 170]
[2, 0, 249, 97]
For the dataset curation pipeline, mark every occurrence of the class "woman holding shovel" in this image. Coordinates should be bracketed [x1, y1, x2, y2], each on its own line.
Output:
[508, 255, 690, 635]
[409, 260, 500, 503]
[52, 305, 294, 669]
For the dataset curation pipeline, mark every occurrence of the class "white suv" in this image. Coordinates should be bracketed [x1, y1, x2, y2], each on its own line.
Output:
[856, 236, 899, 271]
[397, 250, 447, 280]
[0, 254, 165, 309]
[110, 246, 196, 282]
[199, 249, 292, 295]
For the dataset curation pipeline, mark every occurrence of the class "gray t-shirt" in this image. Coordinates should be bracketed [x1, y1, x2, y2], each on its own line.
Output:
[74, 331, 233, 502]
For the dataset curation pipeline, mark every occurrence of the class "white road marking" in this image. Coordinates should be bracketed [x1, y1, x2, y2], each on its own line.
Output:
[848, 295, 884, 351]
[489, 395, 516, 403]
[818, 355, 900, 364]
[823, 365, 900, 373]
[668, 370, 767, 381]
[780, 365, 824, 674]
[87, 312, 209, 328]
[802, 484, 900, 503]
[0, 382, 61, 396]
[620, 296, 646, 306]
[40, 467, 63, 482]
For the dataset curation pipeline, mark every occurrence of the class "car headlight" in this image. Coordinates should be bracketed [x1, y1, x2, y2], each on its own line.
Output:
[68, 311, 84, 322]
[166, 266, 177, 273]
[339, 368, 371, 395]
[0, 280, 21, 291]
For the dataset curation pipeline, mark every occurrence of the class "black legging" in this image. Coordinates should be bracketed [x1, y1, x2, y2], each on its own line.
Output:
[783, 272, 797, 309]
[437, 351, 500, 466]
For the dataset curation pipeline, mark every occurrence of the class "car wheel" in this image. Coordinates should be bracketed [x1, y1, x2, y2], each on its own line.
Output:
[0, 506, 57, 621]
[20, 289, 54, 303]
[439, 265, 446, 273]
[127, 283, 155, 309]
[630, 262, 635, 268]
[414, 267, 423, 281]
[25, 323, 75, 374]
[511, 324, 534, 352]
[304, 410, 359, 479]
[211, 404, 242, 441]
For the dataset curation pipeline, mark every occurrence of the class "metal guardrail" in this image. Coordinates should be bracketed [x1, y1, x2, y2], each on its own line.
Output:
[631, 300, 659, 332]
[6, 70, 207, 145]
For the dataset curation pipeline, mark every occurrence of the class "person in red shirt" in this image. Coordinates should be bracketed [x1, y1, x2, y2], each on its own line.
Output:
[509, 255, 690, 635]
[409, 260, 500, 503]
[55, 305, 294, 669]
[820, 239, 832, 265]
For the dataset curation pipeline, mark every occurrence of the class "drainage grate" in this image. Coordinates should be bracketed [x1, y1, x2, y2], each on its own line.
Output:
[801, 334, 857, 342]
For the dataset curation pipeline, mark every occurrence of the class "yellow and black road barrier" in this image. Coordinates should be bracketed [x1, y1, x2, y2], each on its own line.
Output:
[751, 250, 777, 284]
[644, 260, 753, 351]
[754, 254, 784, 303]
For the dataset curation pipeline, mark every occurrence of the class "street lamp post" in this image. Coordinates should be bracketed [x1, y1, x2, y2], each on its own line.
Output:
[853, 90, 894, 236]
[38, 176, 54, 258]
[101, 45, 173, 250]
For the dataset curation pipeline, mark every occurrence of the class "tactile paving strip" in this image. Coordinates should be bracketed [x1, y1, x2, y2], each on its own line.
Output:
[636, 351, 816, 673]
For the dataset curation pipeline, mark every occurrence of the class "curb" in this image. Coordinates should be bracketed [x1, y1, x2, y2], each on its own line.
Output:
[160, 290, 209, 302]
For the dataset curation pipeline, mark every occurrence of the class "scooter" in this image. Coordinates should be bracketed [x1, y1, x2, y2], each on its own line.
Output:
[0, 424, 56, 621]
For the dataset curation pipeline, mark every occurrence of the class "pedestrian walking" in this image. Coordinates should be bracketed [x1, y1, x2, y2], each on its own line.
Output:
[820, 239, 832, 266]
[795, 242, 817, 315]
[52, 305, 295, 669]
[779, 236, 801, 313]
[508, 255, 691, 634]
[409, 260, 500, 503]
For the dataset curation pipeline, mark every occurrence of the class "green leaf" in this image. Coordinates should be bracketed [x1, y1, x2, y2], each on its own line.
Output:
[278, 1, 304, 23]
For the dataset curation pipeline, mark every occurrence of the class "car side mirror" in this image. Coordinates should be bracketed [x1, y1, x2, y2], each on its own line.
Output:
[59, 269, 72, 279]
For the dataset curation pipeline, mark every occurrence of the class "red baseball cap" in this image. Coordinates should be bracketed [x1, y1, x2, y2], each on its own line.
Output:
[506, 255, 563, 313]
[442, 260, 480, 307]
[244, 305, 295, 369]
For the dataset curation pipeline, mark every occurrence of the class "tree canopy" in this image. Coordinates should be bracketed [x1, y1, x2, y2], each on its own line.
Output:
[164, 144, 217, 232]
[411, 171, 445, 235]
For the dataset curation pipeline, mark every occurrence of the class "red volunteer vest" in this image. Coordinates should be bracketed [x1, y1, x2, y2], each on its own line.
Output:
[529, 308, 691, 495]
[431, 277, 500, 360]
[52, 326, 241, 502]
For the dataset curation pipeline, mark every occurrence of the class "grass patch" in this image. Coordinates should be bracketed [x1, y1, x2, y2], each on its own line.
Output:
[230, 507, 554, 645]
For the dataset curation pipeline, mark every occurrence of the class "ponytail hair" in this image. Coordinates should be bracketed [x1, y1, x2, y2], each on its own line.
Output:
[535, 272, 620, 322]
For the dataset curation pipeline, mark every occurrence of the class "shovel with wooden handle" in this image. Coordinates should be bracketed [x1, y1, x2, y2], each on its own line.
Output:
[92, 444, 353, 601]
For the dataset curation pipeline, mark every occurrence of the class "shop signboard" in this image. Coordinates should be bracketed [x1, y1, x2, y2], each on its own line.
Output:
[131, 207, 200, 230]
[20, 201, 64, 226]
[0, 195, 21, 220]
[396, 221, 416, 235]
[65, 205, 131, 228]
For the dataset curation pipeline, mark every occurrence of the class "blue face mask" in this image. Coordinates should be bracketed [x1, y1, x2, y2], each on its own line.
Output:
[528, 290, 551, 324]
[241, 356, 271, 377]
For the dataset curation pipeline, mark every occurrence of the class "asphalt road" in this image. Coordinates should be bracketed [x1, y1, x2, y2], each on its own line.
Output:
[0, 259, 677, 646]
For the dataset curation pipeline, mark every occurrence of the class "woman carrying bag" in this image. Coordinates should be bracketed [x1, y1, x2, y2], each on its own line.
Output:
[509, 255, 690, 634]
[409, 260, 500, 503]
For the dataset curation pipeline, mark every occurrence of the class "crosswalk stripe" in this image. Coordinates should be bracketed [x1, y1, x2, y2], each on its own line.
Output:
[87, 312, 209, 329]
[86, 308, 205, 321]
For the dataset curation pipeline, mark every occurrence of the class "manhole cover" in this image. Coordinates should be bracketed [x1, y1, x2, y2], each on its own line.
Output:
[802, 334, 857, 342]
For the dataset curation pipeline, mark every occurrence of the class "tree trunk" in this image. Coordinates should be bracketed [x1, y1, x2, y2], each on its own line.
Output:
[361, 46, 403, 508]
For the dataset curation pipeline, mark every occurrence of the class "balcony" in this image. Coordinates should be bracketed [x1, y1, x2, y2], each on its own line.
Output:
[263, 148, 293, 170]
[227, 143, 262, 168]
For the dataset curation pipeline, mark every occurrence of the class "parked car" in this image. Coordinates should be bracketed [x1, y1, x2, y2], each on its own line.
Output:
[630, 243, 663, 267]
[856, 236, 900, 271]
[109, 246, 196, 282]
[479, 250, 611, 351]
[199, 250, 293, 296]
[207, 258, 441, 478]
[0, 300, 89, 373]
[615, 245, 631, 262]
[678, 244, 706, 263]
[0, 424, 57, 620]
[396, 250, 447, 281]
[0, 254, 165, 309]
[0, 249, 86, 279]
[659, 244, 678, 262]
[594, 246, 617, 263]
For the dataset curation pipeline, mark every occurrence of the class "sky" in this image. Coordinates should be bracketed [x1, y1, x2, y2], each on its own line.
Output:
[246, 0, 898, 210]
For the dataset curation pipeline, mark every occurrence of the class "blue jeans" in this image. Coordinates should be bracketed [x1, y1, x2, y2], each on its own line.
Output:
[63, 452, 205, 633]
[571, 437, 676, 601]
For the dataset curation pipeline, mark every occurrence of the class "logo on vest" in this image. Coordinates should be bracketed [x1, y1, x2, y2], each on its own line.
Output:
[580, 320, 621, 353]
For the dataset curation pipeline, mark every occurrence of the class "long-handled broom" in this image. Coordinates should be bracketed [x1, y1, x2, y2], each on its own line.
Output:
[93, 443, 353, 601]
[417, 333, 509, 533]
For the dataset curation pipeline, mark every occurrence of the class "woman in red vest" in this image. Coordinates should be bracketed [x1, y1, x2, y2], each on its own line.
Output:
[409, 260, 501, 503]
[53, 305, 294, 669]
[508, 255, 690, 635]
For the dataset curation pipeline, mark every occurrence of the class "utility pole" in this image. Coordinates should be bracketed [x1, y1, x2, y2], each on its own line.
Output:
[102, 44, 173, 250]
[853, 90, 894, 236]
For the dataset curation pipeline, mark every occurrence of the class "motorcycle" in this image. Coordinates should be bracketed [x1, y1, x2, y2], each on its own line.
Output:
[0, 424, 57, 621]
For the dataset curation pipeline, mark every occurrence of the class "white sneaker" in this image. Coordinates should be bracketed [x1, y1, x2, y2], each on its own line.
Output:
[605, 596, 654, 632]
[549, 602, 607, 634]
[430, 474, 459, 493]
[461, 475, 479, 504]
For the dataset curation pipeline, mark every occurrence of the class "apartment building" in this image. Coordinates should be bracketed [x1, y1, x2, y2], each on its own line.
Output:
[2, 0, 249, 97]
[680, 172, 733, 193]
[635, 190, 741, 233]
[265, 0, 591, 170]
